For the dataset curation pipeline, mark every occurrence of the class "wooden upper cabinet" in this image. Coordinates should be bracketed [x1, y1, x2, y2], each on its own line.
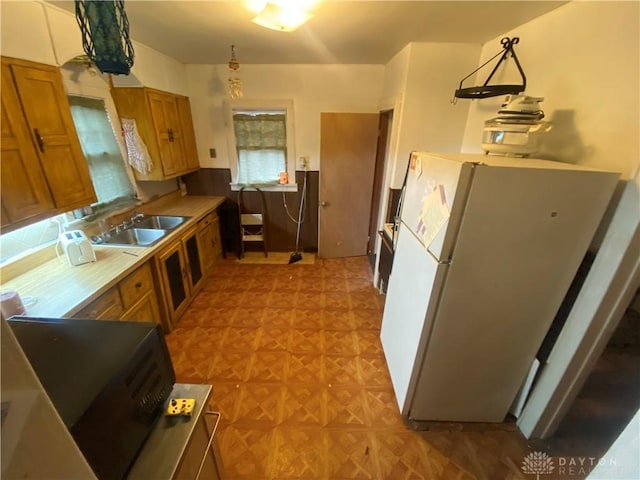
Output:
[111, 87, 200, 181]
[176, 95, 200, 172]
[1, 57, 96, 229]
[1, 62, 54, 227]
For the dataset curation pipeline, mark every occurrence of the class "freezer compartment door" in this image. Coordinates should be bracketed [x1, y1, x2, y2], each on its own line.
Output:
[400, 152, 473, 262]
[380, 223, 448, 413]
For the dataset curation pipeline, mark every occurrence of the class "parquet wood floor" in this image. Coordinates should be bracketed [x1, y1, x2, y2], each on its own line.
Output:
[165, 256, 533, 479]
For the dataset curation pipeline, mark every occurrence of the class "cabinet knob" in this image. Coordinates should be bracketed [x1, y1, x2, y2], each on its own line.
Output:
[135, 282, 143, 288]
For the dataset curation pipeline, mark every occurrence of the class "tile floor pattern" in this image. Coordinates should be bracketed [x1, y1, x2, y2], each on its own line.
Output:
[165, 256, 532, 480]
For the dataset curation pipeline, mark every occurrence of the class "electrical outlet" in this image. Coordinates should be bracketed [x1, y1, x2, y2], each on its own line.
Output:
[299, 156, 309, 169]
[209, 148, 217, 158]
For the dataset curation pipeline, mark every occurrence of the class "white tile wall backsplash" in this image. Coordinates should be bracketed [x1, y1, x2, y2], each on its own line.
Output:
[0, 214, 67, 263]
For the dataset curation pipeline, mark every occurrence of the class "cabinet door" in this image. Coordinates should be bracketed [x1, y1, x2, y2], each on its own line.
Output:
[176, 96, 200, 173]
[121, 290, 161, 324]
[184, 228, 204, 294]
[211, 214, 223, 262]
[147, 91, 186, 177]
[158, 241, 190, 323]
[10, 61, 96, 210]
[1, 62, 54, 226]
[197, 215, 215, 275]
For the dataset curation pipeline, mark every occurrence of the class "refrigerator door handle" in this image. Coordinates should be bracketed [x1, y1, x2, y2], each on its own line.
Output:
[426, 247, 451, 265]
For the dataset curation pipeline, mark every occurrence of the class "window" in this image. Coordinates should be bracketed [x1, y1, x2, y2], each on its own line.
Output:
[228, 100, 296, 191]
[234, 111, 286, 185]
[68, 96, 135, 206]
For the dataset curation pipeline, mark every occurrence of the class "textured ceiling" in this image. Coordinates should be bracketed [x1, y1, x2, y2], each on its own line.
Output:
[48, 1, 568, 64]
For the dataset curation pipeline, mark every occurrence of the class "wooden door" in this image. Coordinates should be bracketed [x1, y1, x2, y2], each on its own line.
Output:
[10, 61, 96, 210]
[0, 61, 54, 226]
[319, 113, 379, 258]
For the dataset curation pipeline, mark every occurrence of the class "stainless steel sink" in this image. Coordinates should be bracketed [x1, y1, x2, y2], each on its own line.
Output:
[133, 215, 190, 231]
[91, 215, 190, 247]
[101, 228, 167, 247]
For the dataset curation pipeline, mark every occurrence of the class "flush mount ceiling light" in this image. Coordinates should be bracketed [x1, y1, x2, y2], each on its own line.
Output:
[245, 0, 318, 32]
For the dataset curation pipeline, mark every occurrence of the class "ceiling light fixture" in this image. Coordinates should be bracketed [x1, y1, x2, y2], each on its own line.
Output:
[246, 0, 318, 32]
[228, 45, 243, 99]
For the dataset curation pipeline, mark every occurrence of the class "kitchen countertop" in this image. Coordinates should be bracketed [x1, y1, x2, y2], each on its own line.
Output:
[2, 195, 224, 319]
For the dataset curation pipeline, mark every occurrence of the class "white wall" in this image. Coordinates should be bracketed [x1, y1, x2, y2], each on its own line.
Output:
[0, 0, 185, 202]
[467, 1, 640, 440]
[460, 1, 639, 180]
[0, 0, 189, 96]
[185, 63, 385, 172]
[0, 0, 57, 65]
[397, 43, 481, 185]
[370, 42, 480, 285]
[382, 43, 481, 189]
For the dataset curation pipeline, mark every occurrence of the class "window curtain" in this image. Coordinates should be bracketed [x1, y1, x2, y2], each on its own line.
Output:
[68, 96, 134, 204]
[233, 113, 287, 185]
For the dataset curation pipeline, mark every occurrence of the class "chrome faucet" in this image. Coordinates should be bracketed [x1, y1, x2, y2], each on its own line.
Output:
[131, 211, 145, 223]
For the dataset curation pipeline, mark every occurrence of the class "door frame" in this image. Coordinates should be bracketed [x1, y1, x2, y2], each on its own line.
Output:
[371, 95, 404, 287]
[517, 179, 640, 439]
[367, 110, 393, 255]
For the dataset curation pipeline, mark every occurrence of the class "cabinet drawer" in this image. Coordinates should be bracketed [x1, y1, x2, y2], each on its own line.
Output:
[197, 212, 217, 230]
[74, 287, 123, 319]
[119, 262, 154, 310]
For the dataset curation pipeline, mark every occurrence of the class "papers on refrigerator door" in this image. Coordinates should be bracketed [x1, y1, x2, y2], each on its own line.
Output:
[416, 184, 450, 248]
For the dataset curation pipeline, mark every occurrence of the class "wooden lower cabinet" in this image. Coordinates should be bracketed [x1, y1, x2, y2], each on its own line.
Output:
[74, 286, 124, 320]
[72, 261, 162, 327]
[156, 222, 213, 329]
[121, 290, 161, 323]
[197, 211, 222, 275]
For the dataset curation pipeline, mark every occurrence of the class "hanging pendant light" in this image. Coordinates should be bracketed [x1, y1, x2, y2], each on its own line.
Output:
[228, 45, 243, 99]
[75, 0, 135, 75]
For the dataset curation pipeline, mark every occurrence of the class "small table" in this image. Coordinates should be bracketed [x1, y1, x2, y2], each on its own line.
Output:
[127, 383, 223, 480]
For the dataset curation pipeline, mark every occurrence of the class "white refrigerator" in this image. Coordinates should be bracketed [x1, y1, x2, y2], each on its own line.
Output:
[380, 152, 619, 423]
